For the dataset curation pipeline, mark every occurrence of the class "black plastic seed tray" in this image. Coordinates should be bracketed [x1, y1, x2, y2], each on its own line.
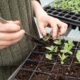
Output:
[44, 6, 80, 27]
[8, 39, 80, 80]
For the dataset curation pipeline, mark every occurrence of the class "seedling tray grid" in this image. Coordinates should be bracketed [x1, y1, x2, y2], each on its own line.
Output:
[44, 6, 80, 28]
[9, 39, 80, 80]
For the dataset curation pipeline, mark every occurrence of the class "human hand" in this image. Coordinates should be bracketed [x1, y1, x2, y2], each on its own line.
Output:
[37, 14, 68, 39]
[32, 0, 68, 39]
[0, 20, 25, 49]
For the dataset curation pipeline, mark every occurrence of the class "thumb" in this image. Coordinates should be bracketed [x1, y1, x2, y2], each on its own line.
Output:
[14, 20, 20, 25]
[39, 23, 47, 36]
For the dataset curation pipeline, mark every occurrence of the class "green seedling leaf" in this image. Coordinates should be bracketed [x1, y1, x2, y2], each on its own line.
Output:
[76, 50, 80, 63]
[61, 40, 74, 55]
[45, 53, 52, 60]
[43, 36, 50, 41]
[46, 45, 58, 52]
[59, 53, 68, 64]
[54, 39, 62, 45]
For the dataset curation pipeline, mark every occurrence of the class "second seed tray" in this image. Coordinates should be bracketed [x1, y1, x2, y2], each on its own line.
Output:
[44, 6, 80, 27]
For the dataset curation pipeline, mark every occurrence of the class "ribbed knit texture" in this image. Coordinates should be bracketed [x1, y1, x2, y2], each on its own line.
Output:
[0, 0, 39, 79]
[0, 0, 38, 66]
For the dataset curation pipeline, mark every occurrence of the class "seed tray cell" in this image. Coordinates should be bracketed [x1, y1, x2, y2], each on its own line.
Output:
[30, 72, 49, 80]
[15, 70, 33, 80]
[44, 6, 80, 26]
[22, 60, 38, 70]
[28, 52, 43, 61]
[9, 39, 80, 80]
[36, 62, 53, 73]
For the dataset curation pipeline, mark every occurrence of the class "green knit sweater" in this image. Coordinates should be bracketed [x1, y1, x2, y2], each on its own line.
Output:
[0, 0, 39, 66]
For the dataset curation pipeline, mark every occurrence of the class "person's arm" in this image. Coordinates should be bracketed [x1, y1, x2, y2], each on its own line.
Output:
[32, 0, 68, 39]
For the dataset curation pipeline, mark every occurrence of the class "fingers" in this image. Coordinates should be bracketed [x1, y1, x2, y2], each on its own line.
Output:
[58, 22, 68, 35]
[39, 23, 47, 36]
[50, 22, 58, 39]
[0, 20, 25, 49]
[0, 21, 20, 32]
[0, 29, 25, 41]
[0, 32, 24, 46]
[49, 17, 68, 39]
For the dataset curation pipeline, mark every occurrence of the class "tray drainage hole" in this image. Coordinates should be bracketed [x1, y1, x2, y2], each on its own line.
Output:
[44, 6, 51, 10]
[75, 14, 80, 17]
[59, 13, 64, 16]
[53, 11, 58, 15]
[72, 16, 77, 20]
[51, 8, 56, 11]
[65, 15, 71, 18]
[78, 19, 80, 21]
[56, 9, 62, 12]
[62, 11, 68, 14]
[69, 12, 74, 15]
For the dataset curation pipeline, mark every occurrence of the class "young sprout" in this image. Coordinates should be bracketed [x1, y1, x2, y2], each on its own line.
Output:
[43, 36, 50, 42]
[61, 40, 74, 55]
[45, 45, 58, 60]
[43, 34, 51, 42]
[76, 50, 80, 63]
[59, 53, 68, 64]
[46, 45, 58, 53]
[45, 53, 52, 60]
[54, 39, 62, 45]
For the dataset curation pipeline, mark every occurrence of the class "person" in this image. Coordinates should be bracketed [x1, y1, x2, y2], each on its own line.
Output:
[0, 0, 67, 80]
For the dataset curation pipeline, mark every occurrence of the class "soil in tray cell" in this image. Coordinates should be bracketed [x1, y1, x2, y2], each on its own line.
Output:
[28, 52, 43, 61]
[52, 64, 80, 78]
[34, 45, 46, 52]
[15, 70, 32, 80]
[30, 72, 49, 80]
[22, 60, 38, 70]
[36, 62, 53, 73]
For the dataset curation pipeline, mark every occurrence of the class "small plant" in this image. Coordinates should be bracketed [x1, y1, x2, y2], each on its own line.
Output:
[52, 0, 80, 13]
[42, 34, 51, 42]
[76, 50, 80, 63]
[54, 39, 62, 45]
[59, 40, 74, 64]
[61, 40, 74, 54]
[45, 45, 58, 60]
[43, 36, 50, 42]
[59, 53, 68, 64]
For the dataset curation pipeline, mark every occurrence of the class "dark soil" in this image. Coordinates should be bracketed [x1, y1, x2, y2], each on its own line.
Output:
[14, 39, 80, 80]
[22, 60, 38, 70]
[36, 62, 53, 72]
[31, 73, 49, 80]
[28, 52, 43, 61]
[15, 70, 32, 80]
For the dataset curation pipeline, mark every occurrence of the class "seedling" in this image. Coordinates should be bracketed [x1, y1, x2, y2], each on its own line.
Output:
[59, 40, 74, 64]
[45, 53, 53, 60]
[46, 45, 58, 53]
[45, 45, 58, 60]
[61, 40, 74, 54]
[76, 50, 80, 63]
[59, 53, 68, 64]
[54, 39, 62, 45]
[42, 33, 51, 42]
[43, 36, 50, 42]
